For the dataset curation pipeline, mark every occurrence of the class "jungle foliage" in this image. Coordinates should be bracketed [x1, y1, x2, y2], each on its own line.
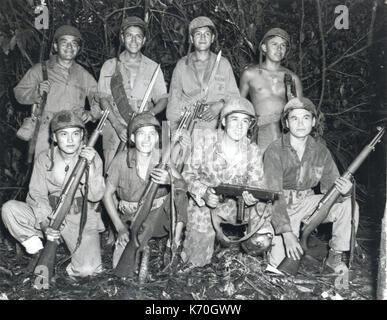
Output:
[0, 0, 385, 208]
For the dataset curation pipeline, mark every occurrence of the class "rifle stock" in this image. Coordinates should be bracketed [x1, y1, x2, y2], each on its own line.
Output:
[34, 108, 110, 285]
[114, 180, 161, 277]
[27, 92, 47, 164]
[278, 127, 385, 276]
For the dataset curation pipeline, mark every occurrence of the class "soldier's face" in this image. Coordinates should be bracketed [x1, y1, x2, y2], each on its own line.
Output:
[190, 26, 214, 52]
[262, 36, 287, 62]
[286, 109, 315, 139]
[53, 127, 83, 154]
[223, 113, 251, 141]
[54, 35, 80, 61]
[132, 126, 159, 154]
[121, 26, 146, 54]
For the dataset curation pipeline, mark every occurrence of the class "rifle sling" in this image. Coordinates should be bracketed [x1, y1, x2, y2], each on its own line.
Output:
[110, 59, 134, 124]
[74, 164, 89, 253]
[211, 203, 269, 244]
[48, 195, 83, 213]
[349, 180, 357, 267]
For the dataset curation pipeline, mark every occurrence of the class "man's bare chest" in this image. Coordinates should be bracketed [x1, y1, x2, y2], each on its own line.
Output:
[250, 72, 286, 96]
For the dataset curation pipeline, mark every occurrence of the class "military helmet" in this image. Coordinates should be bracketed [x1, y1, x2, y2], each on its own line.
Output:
[51, 110, 85, 133]
[120, 16, 146, 34]
[283, 97, 317, 117]
[189, 16, 216, 35]
[220, 97, 256, 122]
[259, 27, 291, 50]
[53, 25, 82, 42]
[241, 232, 273, 257]
[128, 111, 160, 136]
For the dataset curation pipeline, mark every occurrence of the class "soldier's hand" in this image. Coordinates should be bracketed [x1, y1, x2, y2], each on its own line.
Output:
[38, 80, 51, 96]
[172, 130, 191, 148]
[203, 187, 220, 208]
[80, 146, 96, 164]
[116, 229, 130, 248]
[283, 232, 304, 260]
[116, 124, 128, 142]
[242, 191, 259, 206]
[81, 111, 93, 124]
[334, 177, 353, 196]
[200, 104, 219, 122]
[150, 168, 170, 185]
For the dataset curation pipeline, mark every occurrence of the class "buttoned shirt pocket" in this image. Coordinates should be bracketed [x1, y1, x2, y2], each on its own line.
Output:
[213, 75, 226, 95]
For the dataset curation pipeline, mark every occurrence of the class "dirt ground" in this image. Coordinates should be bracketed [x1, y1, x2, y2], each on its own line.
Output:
[0, 214, 380, 301]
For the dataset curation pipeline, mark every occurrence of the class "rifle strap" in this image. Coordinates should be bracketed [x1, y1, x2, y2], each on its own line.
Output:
[110, 58, 134, 124]
[168, 166, 176, 239]
[42, 60, 48, 82]
[73, 162, 90, 254]
[211, 203, 269, 244]
[349, 179, 357, 268]
[35, 60, 48, 115]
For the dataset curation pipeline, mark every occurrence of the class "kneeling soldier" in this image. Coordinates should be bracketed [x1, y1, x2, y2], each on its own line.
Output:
[264, 97, 359, 273]
[2, 110, 105, 278]
[181, 97, 274, 268]
[103, 112, 187, 269]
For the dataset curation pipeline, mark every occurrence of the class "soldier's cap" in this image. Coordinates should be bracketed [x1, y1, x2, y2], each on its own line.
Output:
[53, 25, 82, 42]
[51, 110, 85, 133]
[189, 16, 216, 35]
[259, 27, 290, 50]
[121, 16, 147, 34]
[129, 111, 160, 136]
[283, 97, 317, 117]
[220, 97, 256, 122]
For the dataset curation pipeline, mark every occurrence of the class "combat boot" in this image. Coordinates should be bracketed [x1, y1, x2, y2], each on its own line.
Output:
[325, 248, 348, 272]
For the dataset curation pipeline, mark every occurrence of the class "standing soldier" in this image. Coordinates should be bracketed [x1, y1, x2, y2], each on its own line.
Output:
[1, 111, 105, 278]
[240, 28, 303, 152]
[98, 16, 168, 170]
[166, 16, 240, 132]
[14, 25, 100, 157]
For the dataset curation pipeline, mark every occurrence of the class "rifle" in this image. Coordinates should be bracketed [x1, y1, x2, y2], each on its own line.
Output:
[162, 102, 207, 269]
[27, 63, 48, 164]
[26, 28, 48, 164]
[170, 101, 206, 171]
[114, 64, 161, 157]
[284, 73, 297, 102]
[213, 184, 281, 224]
[278, 126, 385, 276]
[33, 108, 110, 286]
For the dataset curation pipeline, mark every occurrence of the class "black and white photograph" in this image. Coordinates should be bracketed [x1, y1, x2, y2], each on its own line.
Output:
[0, 0, 386, 306]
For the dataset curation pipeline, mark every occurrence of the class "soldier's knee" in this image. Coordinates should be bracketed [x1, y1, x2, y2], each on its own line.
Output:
[74, 264, 102, 277]
[1, 200, 19, 225]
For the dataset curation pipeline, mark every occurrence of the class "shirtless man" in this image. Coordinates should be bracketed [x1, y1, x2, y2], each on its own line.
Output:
[239, 28, 303, 151]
